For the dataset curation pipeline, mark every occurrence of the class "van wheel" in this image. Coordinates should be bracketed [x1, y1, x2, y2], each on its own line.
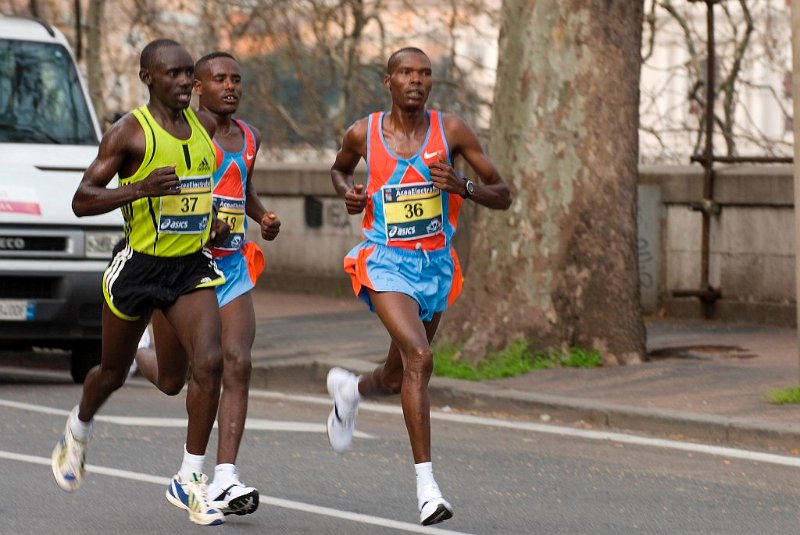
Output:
[69, 341, 101, 383]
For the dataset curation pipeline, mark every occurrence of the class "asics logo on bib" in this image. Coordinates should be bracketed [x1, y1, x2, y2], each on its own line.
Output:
[389, 226, 416, 238]
[197, 158, 211, 173]
[160, 218, 189, 231]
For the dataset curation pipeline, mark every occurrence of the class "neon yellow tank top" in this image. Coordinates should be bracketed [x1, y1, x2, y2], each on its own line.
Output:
[120, 106, 216, 257]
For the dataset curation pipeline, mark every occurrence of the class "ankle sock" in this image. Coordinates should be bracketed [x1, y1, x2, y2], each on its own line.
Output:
[179, 444, 205, 481]
[69, 406, 93, 441]
[212, 463, 238, 488]
[415, 462, 440, 508]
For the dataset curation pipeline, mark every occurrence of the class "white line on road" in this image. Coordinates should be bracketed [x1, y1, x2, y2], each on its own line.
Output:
[248, 389, 800, 469]
[0, 450, 473, 535]
[0, 398, 372, 437]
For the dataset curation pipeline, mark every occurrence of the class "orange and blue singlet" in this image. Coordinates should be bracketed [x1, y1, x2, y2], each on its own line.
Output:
[209, 119, 265, 307]
[344, 109, 464, 321]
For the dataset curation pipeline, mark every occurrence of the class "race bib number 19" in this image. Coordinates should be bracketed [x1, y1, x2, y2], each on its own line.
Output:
[158, 175, 213, 234]
[214, 195, 246, 251]
[382, 183, 443, 242]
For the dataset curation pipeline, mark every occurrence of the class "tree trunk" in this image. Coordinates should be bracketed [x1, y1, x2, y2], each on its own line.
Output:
[86, 0, 105, 125]
[445, 0, 646, 366]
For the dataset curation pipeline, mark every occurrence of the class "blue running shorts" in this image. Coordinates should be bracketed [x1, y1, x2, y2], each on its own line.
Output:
[344, 241, 463, 322]
[214, 241, 265, 308]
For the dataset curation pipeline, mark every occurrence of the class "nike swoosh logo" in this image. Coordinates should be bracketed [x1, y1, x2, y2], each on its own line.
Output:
[245, 153, 254, 161]
[423, 151, 439, 160]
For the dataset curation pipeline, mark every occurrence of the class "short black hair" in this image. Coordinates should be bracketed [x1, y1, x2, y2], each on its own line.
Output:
[140, 38, 182, 70]
[387, 47, 428, 74]
[195, 52, 238, 79]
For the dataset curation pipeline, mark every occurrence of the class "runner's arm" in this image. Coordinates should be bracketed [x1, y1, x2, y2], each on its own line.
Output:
[72, 115, 180, 216]
[244, 127, 281, 241]
[442, 114, 512, 210]
[331, 119, 368, 214]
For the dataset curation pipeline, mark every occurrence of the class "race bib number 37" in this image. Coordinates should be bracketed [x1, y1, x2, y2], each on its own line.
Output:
[382, 183, 443, 242]
[159, 175, 213, 234]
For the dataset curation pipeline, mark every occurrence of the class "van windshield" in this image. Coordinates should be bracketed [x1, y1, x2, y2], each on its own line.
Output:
[0, 38, 97, 145]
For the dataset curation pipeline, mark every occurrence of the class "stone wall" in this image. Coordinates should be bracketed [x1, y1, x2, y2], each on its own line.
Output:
[248, 162, 796, 325]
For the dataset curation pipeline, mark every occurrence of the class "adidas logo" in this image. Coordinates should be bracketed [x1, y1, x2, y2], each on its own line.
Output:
[197, 157, 211, 173]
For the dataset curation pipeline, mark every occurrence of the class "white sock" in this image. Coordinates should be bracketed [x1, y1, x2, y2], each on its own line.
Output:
[213, 463, 238, 488]
[69, 406, 93, 441]
[179, 444, 205, 481]
[345, 375, 362, 403]
[415, 462, 439, 507]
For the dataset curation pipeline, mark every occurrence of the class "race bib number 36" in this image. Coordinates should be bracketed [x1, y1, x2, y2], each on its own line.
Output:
[382, 183, 443, 242]
[159, 175, 213, 234]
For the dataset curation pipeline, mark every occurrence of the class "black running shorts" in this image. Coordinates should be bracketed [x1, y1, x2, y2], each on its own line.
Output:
[102, 243, 226, 321]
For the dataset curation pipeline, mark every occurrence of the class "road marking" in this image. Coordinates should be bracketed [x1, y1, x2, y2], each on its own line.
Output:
[248, 389, 800, 469]
[0, 398, 372, 437]
[0, 450, 473, 535]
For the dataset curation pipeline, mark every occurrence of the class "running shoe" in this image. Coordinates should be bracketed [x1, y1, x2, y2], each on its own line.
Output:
[418, 484, 453, 526]
[51, 406, 90, 492]
[166, 472, 225, 526]
[209, 481, 260, 516]
[326, 367, 359, 452]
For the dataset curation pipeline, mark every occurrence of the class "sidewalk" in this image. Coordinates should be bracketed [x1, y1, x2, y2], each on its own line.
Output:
[249, 289, 800, 453]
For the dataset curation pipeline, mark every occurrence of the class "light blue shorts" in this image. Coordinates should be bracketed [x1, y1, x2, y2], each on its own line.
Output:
[344, 241, 462, 322]
[213, 242, 264, 308]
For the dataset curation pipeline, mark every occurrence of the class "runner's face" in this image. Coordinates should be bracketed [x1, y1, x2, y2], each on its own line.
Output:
[148, 46, 195, 110]
[386, 52, 432, 110]
[196, 57, 242, 115]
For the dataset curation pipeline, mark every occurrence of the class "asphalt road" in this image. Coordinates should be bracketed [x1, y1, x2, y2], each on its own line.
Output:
[2, 366, 800, 534]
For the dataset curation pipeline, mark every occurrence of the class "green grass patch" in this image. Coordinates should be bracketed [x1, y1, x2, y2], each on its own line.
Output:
[433, 340, 602, 381]
[766, 386, 800, 405]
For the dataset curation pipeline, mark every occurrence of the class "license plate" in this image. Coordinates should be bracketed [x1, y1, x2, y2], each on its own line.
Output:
[0, 300, 33, 321]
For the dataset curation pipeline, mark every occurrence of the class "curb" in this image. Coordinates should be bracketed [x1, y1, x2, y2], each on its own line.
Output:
[249, 357, 800, 454]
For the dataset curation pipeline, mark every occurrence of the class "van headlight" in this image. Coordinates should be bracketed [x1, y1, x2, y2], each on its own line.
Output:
[85, 231, 124, 258]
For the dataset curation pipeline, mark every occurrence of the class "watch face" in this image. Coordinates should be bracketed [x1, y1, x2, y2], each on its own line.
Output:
[466, 180, 475, 195]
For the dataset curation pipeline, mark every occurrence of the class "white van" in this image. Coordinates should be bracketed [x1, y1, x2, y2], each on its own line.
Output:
[0, 15, 123, 382]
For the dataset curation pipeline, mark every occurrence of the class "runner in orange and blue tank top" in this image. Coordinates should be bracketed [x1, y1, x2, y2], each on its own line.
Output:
[210, 117, 265, 307]
[344, 109, 464, 321]
[326, 47, 512, 527]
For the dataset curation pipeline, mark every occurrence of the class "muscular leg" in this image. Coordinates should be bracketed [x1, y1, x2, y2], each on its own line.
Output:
[162, 289, 224, 456]
[135, 310, 190, 395]
[366, 290, 442, 463]
[78, 304, 150, 421]
[216, 292, 255, 464]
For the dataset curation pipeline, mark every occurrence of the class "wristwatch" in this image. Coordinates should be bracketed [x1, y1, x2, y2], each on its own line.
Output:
[461, 176, 475, 199]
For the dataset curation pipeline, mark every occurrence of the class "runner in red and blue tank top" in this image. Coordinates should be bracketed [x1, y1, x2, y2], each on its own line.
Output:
[209, 116, 264, 307]
[325, 47, 512, 527]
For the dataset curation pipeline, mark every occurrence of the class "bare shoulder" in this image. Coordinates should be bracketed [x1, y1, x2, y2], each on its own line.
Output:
[99, 112, 143, 153]
[440, 112, 473, 137]
[346, 117, 369, 141]
[194, 108, 217, 137]
[340, 116, 370, 154]
[244, 120, 262, 147]
[440, 112, 480, 150]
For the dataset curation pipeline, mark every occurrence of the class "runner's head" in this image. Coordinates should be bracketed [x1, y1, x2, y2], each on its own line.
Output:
[384, 47, 431, 112]
[139, 39, 194, 110]
[194, 52, 242, 116]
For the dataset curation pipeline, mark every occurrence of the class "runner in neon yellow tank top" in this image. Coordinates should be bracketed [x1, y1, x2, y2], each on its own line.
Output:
[51, 38, 230, 527]
[134, 51, 282, 519]
[122, 104, 216, 256]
